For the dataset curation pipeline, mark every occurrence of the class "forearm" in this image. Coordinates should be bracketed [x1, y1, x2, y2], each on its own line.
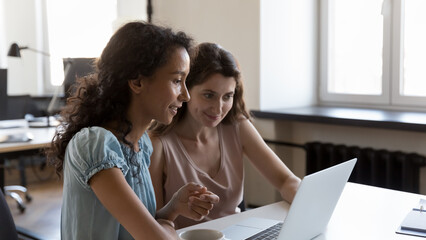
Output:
[155, 219, 177, 239]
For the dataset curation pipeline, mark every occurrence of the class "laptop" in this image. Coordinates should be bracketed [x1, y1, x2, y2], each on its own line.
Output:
[222, 158, 357, 240]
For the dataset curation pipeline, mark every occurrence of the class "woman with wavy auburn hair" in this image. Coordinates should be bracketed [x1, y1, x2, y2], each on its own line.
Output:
[149, 42, 301, 228]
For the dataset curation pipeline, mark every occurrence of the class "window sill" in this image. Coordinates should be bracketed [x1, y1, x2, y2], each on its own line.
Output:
[250, 106, 426, 132]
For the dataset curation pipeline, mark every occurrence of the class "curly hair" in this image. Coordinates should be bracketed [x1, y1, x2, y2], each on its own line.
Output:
[46, 21, 192, 177]
[149, 42, 251, 137]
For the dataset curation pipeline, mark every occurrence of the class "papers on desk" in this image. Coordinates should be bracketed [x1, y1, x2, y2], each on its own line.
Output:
[0, 132, 34, 143]
[397, 199, 426, 237]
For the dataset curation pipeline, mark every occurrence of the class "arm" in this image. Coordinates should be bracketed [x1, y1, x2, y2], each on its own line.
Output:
[149, 136, 220, 221]
[149, 136, 167, 209]
[239, 119, 301, 203]
[89, 167, 176, 240]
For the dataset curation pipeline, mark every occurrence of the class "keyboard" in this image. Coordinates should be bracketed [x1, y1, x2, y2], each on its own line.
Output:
[246, 222, 284, 240]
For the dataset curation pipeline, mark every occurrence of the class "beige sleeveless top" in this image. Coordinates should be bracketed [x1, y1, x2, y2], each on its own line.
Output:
[159, 123, 244, 229]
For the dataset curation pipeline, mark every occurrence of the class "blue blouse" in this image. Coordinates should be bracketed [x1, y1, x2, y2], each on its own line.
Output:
[61, 127, 156, 240]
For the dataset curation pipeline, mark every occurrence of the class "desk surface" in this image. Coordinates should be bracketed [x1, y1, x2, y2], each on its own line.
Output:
[178, 183, 424, 239]
[0, 119, 56, 153]
[0, 119, 56, 191]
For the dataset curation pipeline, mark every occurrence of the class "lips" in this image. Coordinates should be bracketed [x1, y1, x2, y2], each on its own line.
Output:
[205, 113, 221, 121]
[169, 105, 181, 115]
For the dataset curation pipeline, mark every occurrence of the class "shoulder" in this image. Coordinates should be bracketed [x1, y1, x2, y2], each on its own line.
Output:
[221, 118, 251, 133]
[72, 126, 117, 143]
[237, 118, 253, 130]
[235, 118, 263, 147]
[150, 135, 164, 155]
[71, 127, 120, 151]
[67, 127, 124, 166]
[65, 127, 129, 188]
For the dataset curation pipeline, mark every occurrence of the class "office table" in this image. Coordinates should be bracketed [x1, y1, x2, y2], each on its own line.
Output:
[0, 119, 56, 192]
[177, 183, 424, 239]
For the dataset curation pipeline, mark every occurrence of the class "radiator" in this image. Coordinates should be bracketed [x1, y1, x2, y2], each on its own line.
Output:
[305, 142, 426, 193]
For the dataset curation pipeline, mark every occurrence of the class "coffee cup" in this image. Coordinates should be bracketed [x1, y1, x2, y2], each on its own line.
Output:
[179, 228, 224, 240]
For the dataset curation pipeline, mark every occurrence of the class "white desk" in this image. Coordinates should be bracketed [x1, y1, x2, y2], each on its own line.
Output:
[178, 183, 424, 239]
[0, 120, 56, 153]
[0, 119, 56, 190]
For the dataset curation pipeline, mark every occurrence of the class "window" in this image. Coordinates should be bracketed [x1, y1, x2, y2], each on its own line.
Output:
[45, 0, 116, 89]
[320, 0, 426, 109]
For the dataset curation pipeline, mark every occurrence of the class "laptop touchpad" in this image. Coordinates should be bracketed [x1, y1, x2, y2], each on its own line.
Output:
[222, 217, 281, 240]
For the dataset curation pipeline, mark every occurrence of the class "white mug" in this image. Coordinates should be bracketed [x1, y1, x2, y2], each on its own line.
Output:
[179, 229, 225, 240]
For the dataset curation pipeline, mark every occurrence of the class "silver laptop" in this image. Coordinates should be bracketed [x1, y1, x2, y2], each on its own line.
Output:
[222, 158, 357, 240]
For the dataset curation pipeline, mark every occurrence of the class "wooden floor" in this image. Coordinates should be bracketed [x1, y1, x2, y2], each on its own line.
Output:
[5, 166, 62, 240]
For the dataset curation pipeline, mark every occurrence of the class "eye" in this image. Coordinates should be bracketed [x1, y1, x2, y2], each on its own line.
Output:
[173, 79, 182, 84]
[224, 93, 234, 101]
[203, 93, 214, 99]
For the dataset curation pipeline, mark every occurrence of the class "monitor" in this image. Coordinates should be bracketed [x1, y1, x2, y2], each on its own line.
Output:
[63, 58, 96, 99]
[0, 69, 7, 120]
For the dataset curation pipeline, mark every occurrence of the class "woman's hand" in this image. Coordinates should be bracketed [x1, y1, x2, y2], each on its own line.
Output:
[157, 182, 220, 222]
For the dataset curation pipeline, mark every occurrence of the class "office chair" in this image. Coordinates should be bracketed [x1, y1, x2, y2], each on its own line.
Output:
[2, 95, 43, 212]
[0, 190, 46, 240]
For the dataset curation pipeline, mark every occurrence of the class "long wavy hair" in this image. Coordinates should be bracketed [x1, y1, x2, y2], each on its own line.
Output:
[149, 42, 251, 137]
[46, 21, 192, 177]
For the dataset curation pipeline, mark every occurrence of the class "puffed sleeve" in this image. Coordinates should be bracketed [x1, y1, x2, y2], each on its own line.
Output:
[65, 127, 129, 190]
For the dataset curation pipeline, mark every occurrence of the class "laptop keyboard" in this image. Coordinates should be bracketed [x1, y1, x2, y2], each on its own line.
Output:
[245, 222, 284, 240]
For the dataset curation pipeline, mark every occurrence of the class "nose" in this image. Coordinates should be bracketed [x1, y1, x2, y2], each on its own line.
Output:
[178, 84, 190, 102]
[211, 99, 222, 115]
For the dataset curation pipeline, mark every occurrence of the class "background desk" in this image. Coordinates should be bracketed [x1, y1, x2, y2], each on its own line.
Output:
[178, 183, 424, 239]
[0, 120, 56, 192]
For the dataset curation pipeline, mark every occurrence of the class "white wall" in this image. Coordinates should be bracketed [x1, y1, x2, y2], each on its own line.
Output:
[260, 0, 317, 110]
[153, 0, 261, 110]
[3, 0, 42, 95]
[0, 0, 7, 68]
[115, 0, 147, 30]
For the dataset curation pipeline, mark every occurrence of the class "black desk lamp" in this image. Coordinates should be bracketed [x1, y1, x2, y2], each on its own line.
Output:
[7, 42, 58, 127]
[7, 43, 50, 57]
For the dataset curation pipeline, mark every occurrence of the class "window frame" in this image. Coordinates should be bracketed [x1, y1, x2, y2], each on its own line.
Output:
[320, 0, 426, 110]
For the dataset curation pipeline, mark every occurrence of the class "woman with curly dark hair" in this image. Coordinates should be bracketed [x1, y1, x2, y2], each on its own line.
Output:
[46, 22, 218, 240]
[149, 43, 300, 228]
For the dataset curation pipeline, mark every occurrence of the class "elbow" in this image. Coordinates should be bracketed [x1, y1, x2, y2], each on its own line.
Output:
[280, 175, 301, 203]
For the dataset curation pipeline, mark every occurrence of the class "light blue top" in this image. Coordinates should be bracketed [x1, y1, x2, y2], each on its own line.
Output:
[61, 127, 156, 240]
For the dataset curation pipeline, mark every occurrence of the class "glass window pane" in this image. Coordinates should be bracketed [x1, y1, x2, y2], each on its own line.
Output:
[46, 0, 117, 86]
[328, 0, 383, 95]
[402, 0, 426, 97]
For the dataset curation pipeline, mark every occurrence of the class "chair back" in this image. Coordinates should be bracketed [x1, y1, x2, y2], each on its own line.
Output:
[0, 190, 19, 240]
[4, 95, 42, 120]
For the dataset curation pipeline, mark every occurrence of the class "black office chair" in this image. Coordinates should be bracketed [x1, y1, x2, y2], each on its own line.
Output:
[5, 95, 43, 120]
[2, 95, 43, 212]
[0, 190, 46, 240]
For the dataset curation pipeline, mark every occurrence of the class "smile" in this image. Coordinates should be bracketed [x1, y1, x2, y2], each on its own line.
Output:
[205, 113, 220, 121]
[169, 106, 179, 115]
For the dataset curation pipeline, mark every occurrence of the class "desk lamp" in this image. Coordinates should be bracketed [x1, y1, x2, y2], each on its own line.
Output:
[7, 42, 59, 127]
[7, 43, 50, 57]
